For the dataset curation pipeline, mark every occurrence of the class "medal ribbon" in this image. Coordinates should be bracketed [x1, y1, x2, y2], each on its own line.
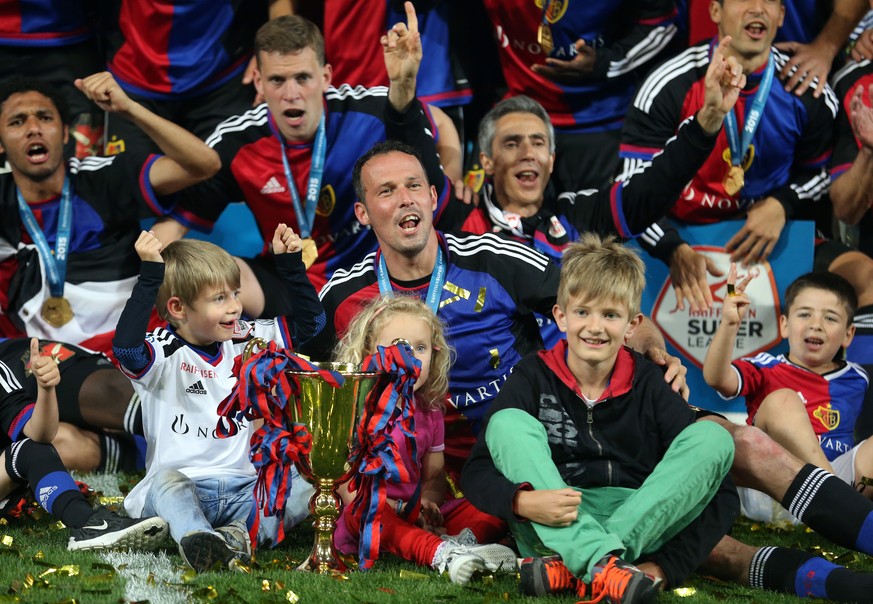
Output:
[278, 113, 326, 239]
[347, 343, 419, 570]
[17, 178, 71, 298]
[539, 0, 553, 35]
[720, 46, 775, 173]
[376, 246, 447, 314]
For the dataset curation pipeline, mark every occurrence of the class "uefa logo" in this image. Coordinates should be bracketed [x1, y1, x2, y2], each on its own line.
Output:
[651, 246, 782, 368]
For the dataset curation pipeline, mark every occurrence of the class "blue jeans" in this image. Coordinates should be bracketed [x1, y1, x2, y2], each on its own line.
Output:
[142, 468, 314, 547]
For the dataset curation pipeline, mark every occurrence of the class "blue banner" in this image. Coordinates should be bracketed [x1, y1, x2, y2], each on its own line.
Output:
[630, 220, 814, 419]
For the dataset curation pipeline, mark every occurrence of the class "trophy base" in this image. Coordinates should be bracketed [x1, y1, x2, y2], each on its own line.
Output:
[296, 478, 348, 574]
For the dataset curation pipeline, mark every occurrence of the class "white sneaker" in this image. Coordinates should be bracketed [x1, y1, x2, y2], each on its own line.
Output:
[440, 527, 479, 547]
[466, 542, 517, 574]
[431, 542, 487, 585]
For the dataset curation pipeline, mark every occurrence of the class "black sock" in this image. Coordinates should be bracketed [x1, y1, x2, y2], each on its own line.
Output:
[781, 464, 873, 554]
[96, 433, 140, 473]
[4, 439, 93, 528]
[747, 546, 873, 600]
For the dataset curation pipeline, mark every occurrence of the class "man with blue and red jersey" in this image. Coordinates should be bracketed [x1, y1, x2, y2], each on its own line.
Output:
[619, 0, 873, 324]
[0, 0, 102, 158]
[481, 0, 678, 193]
[103, 0, 291, 157]
[310, 140, 684, 494]
[0, 72, 220, 356]
[152, 5, 458, 318]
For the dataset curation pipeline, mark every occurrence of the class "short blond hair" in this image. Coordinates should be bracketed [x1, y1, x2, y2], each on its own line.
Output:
[334, 296, 453, 411]
[558, 234, 645, 316]
[156, 239, 241, 328]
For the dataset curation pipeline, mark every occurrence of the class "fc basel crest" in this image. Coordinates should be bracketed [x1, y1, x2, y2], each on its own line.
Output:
[317, 184, 336, 217]
[813, 404, 840, 431]
[535, 0, 568, 23]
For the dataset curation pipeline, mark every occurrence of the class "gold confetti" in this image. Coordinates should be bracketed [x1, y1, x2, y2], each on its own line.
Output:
[399, 569, 429, 580]
[1, 535, 12, 546]
[285, 590, 300, 603]
[261, 579, 272, 592]
[673, 587, 697, 597]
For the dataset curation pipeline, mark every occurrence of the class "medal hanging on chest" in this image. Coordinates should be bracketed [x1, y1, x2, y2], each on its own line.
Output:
[278, 114, 326, 268]
[720, 47, 775, 199]
[42, 296, 74, 327]
[537, 0, 555, 54]
[17, 178, 75, 328]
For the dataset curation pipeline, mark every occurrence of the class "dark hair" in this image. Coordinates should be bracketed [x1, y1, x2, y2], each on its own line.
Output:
[352, 140, 429, 202]
[254, 15, 325, 65]
[784, 271, 858, 323]
[0, 76, 70, 126]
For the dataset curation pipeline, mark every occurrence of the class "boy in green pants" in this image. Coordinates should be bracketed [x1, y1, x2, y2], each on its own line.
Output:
[463, 233, 738, 603]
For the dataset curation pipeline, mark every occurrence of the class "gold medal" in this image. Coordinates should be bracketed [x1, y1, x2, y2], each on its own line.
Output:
[723, 165, 745, 196]
[301, 237, 319, 269]
[537, 22, 554, 54]
[41, 296, 73, 328]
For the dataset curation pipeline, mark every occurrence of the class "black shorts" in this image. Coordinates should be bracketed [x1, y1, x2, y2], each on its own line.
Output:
[0, 338, 113, 425]
[241, 255, 299, 318]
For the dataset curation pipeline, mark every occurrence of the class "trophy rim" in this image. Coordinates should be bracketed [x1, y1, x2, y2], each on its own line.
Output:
[285, 361, 380, 378]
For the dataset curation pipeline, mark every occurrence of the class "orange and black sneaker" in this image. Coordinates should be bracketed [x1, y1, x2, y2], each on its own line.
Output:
[578, 554, 660, 604]
[519, 555, 583, 597]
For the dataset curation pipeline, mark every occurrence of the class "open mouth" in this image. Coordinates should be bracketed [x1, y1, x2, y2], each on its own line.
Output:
[399, 213, 421, 233]
[582, 337, 607, 346]
[805, 336, 824, 350]
[515, 170, 539, 185]
[26, 143, 48, 162]
[745, 22, 766, 39]
[282, 108, 305, 123]
[220, 320, 236, 329]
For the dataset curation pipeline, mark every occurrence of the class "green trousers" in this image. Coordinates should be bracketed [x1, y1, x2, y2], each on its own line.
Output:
[486, 409, 733, 581]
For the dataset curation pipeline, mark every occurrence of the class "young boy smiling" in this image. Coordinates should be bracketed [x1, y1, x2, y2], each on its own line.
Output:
[463, 234, 738, 603]
[112, 225, 324, 572]
[704, 269, 873, 517]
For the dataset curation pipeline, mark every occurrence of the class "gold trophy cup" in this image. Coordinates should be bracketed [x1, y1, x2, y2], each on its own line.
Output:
[243, 338, 377, 573]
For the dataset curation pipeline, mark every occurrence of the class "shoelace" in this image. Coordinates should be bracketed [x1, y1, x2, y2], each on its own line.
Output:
[578, 557, 637, 604]
[542, 558, 578, 592]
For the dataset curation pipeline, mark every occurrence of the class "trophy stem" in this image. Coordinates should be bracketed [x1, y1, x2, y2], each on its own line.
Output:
[297, 477, 347, 573]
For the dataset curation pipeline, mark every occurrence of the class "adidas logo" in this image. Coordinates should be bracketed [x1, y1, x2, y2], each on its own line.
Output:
[39, 485, 57, 508]
[260, 176, 285, 195]
[186, 380, 208, 395]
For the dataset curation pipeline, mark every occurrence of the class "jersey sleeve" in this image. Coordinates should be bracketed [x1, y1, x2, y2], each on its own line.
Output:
[565, 116, 718, 238]
[168, 122, 248, 233]
[770, 84, 838, 219]
[113, 261, 164, 377]
[732, 358, 765, 398]
[272, 251, 325, 348]
[830, 67, 865, 180]
[591, 0, 678, 80]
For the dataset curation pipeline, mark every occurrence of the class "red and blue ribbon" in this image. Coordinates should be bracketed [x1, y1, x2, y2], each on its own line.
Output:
[348, 344, 420, 570]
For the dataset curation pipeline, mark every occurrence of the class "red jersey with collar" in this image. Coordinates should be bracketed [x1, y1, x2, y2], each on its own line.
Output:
[731, 352, 869, 461]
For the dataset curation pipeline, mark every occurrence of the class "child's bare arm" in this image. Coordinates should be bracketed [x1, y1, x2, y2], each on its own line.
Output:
[22, 338, 60, 443]
[703, 264, 755, 395]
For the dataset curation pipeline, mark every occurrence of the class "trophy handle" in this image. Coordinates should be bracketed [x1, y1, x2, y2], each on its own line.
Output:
[242, 337, 268, 362]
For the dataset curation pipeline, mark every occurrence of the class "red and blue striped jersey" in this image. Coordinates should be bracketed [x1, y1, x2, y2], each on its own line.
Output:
[730, 352, 869, 461]
[105, 0, 268, 100]
[323, 0, 469, 108]
[482, 0, 677, 130]
[0, 0, 93, 47]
